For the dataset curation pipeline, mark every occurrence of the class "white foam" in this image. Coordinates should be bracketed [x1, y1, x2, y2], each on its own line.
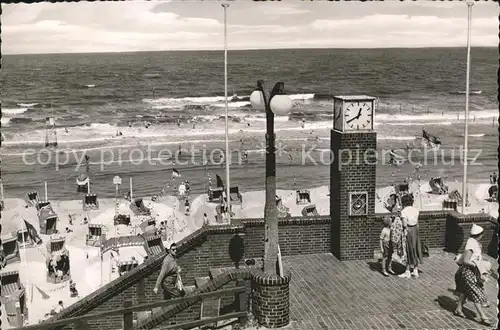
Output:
[3, 108, 28, 115]
[17, 103, 38, 107]
[1, 117, 11, 125]
[378, 136, 416, 141]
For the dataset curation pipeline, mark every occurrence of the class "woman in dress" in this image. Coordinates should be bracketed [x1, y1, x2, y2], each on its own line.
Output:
[454, 224, 491, 326]
[398, 193, 423, 278]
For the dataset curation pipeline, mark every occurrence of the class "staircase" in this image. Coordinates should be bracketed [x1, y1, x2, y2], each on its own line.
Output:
[135, 266, 257, 330]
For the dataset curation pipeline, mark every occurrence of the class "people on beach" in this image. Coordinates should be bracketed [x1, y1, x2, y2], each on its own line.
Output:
[453, 224, 491, 326]
[153, 243, 185, 300]
[398, 194, 423, 278]
[69, 280, 79, 297]
[203, 212, 208, 225]
[490, 172, 497, 184]
[379, 216, 392, 276]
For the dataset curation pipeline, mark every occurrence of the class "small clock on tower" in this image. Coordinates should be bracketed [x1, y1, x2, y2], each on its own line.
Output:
[333, 95, 376, 132]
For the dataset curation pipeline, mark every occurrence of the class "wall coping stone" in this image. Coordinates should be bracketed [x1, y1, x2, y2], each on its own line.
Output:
[251, 271, 291, 286]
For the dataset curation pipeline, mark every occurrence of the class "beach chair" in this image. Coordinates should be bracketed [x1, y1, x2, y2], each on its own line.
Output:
[448, 189, 462, 203]
[25, 191, 39, 206]
[301, 205, 319, 217]
[396, 183, 409, 195]
[114, 214, 131, 226]
[429, 177, 448, 195]
[117, 260, 139, 276]
[83, 194, 99, 211]
[487, 185, 498, 202]
[295, 190, 311, 204]
[36, 200, 51, 211]
[276, 196, 290, 218]
[1, 237, 20, 265]
[144, 235, 165, 256]
[16, 229, 33, 247]
[442, 199, 458, 211]
[130, 198, 151, 216]
[46, 237, 71, 283]
[229, 186, 243, 205]
[76, 174, 89, 193]
[0, 270, 26, 328]
[208, 187, 224, 203]
[38, 207, 58, 235]
[86, 224, 106, 247]
[384, 193, 400, 212]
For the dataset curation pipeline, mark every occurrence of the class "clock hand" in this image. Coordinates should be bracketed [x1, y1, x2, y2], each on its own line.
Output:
[346, 108, 363, 124]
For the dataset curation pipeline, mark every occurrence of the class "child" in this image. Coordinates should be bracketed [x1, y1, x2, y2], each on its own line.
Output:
[380, 216, 392, 276]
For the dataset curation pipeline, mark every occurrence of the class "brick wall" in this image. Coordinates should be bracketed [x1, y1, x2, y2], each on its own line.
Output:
[330, 130, 377, 260]
[445, 212, 497, 257]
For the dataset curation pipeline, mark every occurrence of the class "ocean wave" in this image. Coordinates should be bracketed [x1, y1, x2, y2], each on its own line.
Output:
[1, 117, 11, 125]
[378, 136, 416, 141]
[86, 84, 96, 88]
[246, 115, 289, 122]
[377, 110, 498, 123]
[17, 103, 39, 107]
[3, 108, 29, 115]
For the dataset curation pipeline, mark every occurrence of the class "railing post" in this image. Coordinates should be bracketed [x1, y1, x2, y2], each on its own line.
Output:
[235, 279, 248, 327]
[123, 300, 133, 330]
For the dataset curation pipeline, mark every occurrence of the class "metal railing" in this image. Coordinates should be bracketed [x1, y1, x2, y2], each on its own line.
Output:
[16, 286, 247, 330]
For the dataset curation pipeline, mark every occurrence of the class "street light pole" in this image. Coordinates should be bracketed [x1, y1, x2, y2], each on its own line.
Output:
[222, 3, 231, 223]
[251, 81, 293, 275]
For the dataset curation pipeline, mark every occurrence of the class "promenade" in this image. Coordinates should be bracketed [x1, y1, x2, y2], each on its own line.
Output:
[277, 250, 498, 330]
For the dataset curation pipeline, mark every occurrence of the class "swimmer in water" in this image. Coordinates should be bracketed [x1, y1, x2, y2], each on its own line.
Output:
[128, 122, 132, 128]
[65, 128, 69, 133]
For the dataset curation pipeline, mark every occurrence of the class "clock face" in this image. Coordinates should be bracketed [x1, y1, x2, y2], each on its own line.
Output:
[349, 192, 368, 216]
[344, 101, 373, 131]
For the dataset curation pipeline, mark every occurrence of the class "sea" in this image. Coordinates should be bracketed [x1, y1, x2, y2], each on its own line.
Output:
[1, 47, 498, 200]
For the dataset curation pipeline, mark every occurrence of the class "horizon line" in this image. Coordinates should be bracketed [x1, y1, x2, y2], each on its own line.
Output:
[3, 45, 495, 56]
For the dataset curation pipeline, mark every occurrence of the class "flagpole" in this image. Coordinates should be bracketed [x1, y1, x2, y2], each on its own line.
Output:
[44, 181, 48, 201]
[462, 1, 473, 214]
[22, 220, 30, 312]
[222, 3, 231, 224]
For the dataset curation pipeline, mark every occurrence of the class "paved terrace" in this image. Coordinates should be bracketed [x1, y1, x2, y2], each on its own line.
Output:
[277, 250, 497, 330]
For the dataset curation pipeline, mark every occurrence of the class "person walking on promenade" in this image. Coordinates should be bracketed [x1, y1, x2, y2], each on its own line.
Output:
[389, 215, 406, 274]
[398, 194, 423, 278]
[153, 243, 185, 299]
[453, 224, 492, 326]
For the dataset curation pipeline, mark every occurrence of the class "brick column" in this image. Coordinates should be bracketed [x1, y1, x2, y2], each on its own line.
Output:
[251, 271, 291, 328]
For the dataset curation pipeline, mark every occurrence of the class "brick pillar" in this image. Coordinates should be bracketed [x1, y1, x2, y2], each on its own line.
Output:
[251, 271, 291, 328]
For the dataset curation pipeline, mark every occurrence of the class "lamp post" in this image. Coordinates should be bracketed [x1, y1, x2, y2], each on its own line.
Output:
[250, 81, 293, 275]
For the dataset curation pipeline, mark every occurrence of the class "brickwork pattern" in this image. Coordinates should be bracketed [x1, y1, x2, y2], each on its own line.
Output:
[283, 252, 498, 330]
[330, 131, 378, 260]
[251, 272, 291, 328]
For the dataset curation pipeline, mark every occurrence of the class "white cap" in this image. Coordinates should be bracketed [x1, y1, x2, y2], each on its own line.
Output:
[470, 224, 484, 236]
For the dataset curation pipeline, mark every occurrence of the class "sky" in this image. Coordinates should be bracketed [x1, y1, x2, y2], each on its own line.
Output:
[2, 1, 498, 54]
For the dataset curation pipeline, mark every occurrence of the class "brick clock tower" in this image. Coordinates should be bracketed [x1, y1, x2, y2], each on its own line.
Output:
[330, 95, 377, 260]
